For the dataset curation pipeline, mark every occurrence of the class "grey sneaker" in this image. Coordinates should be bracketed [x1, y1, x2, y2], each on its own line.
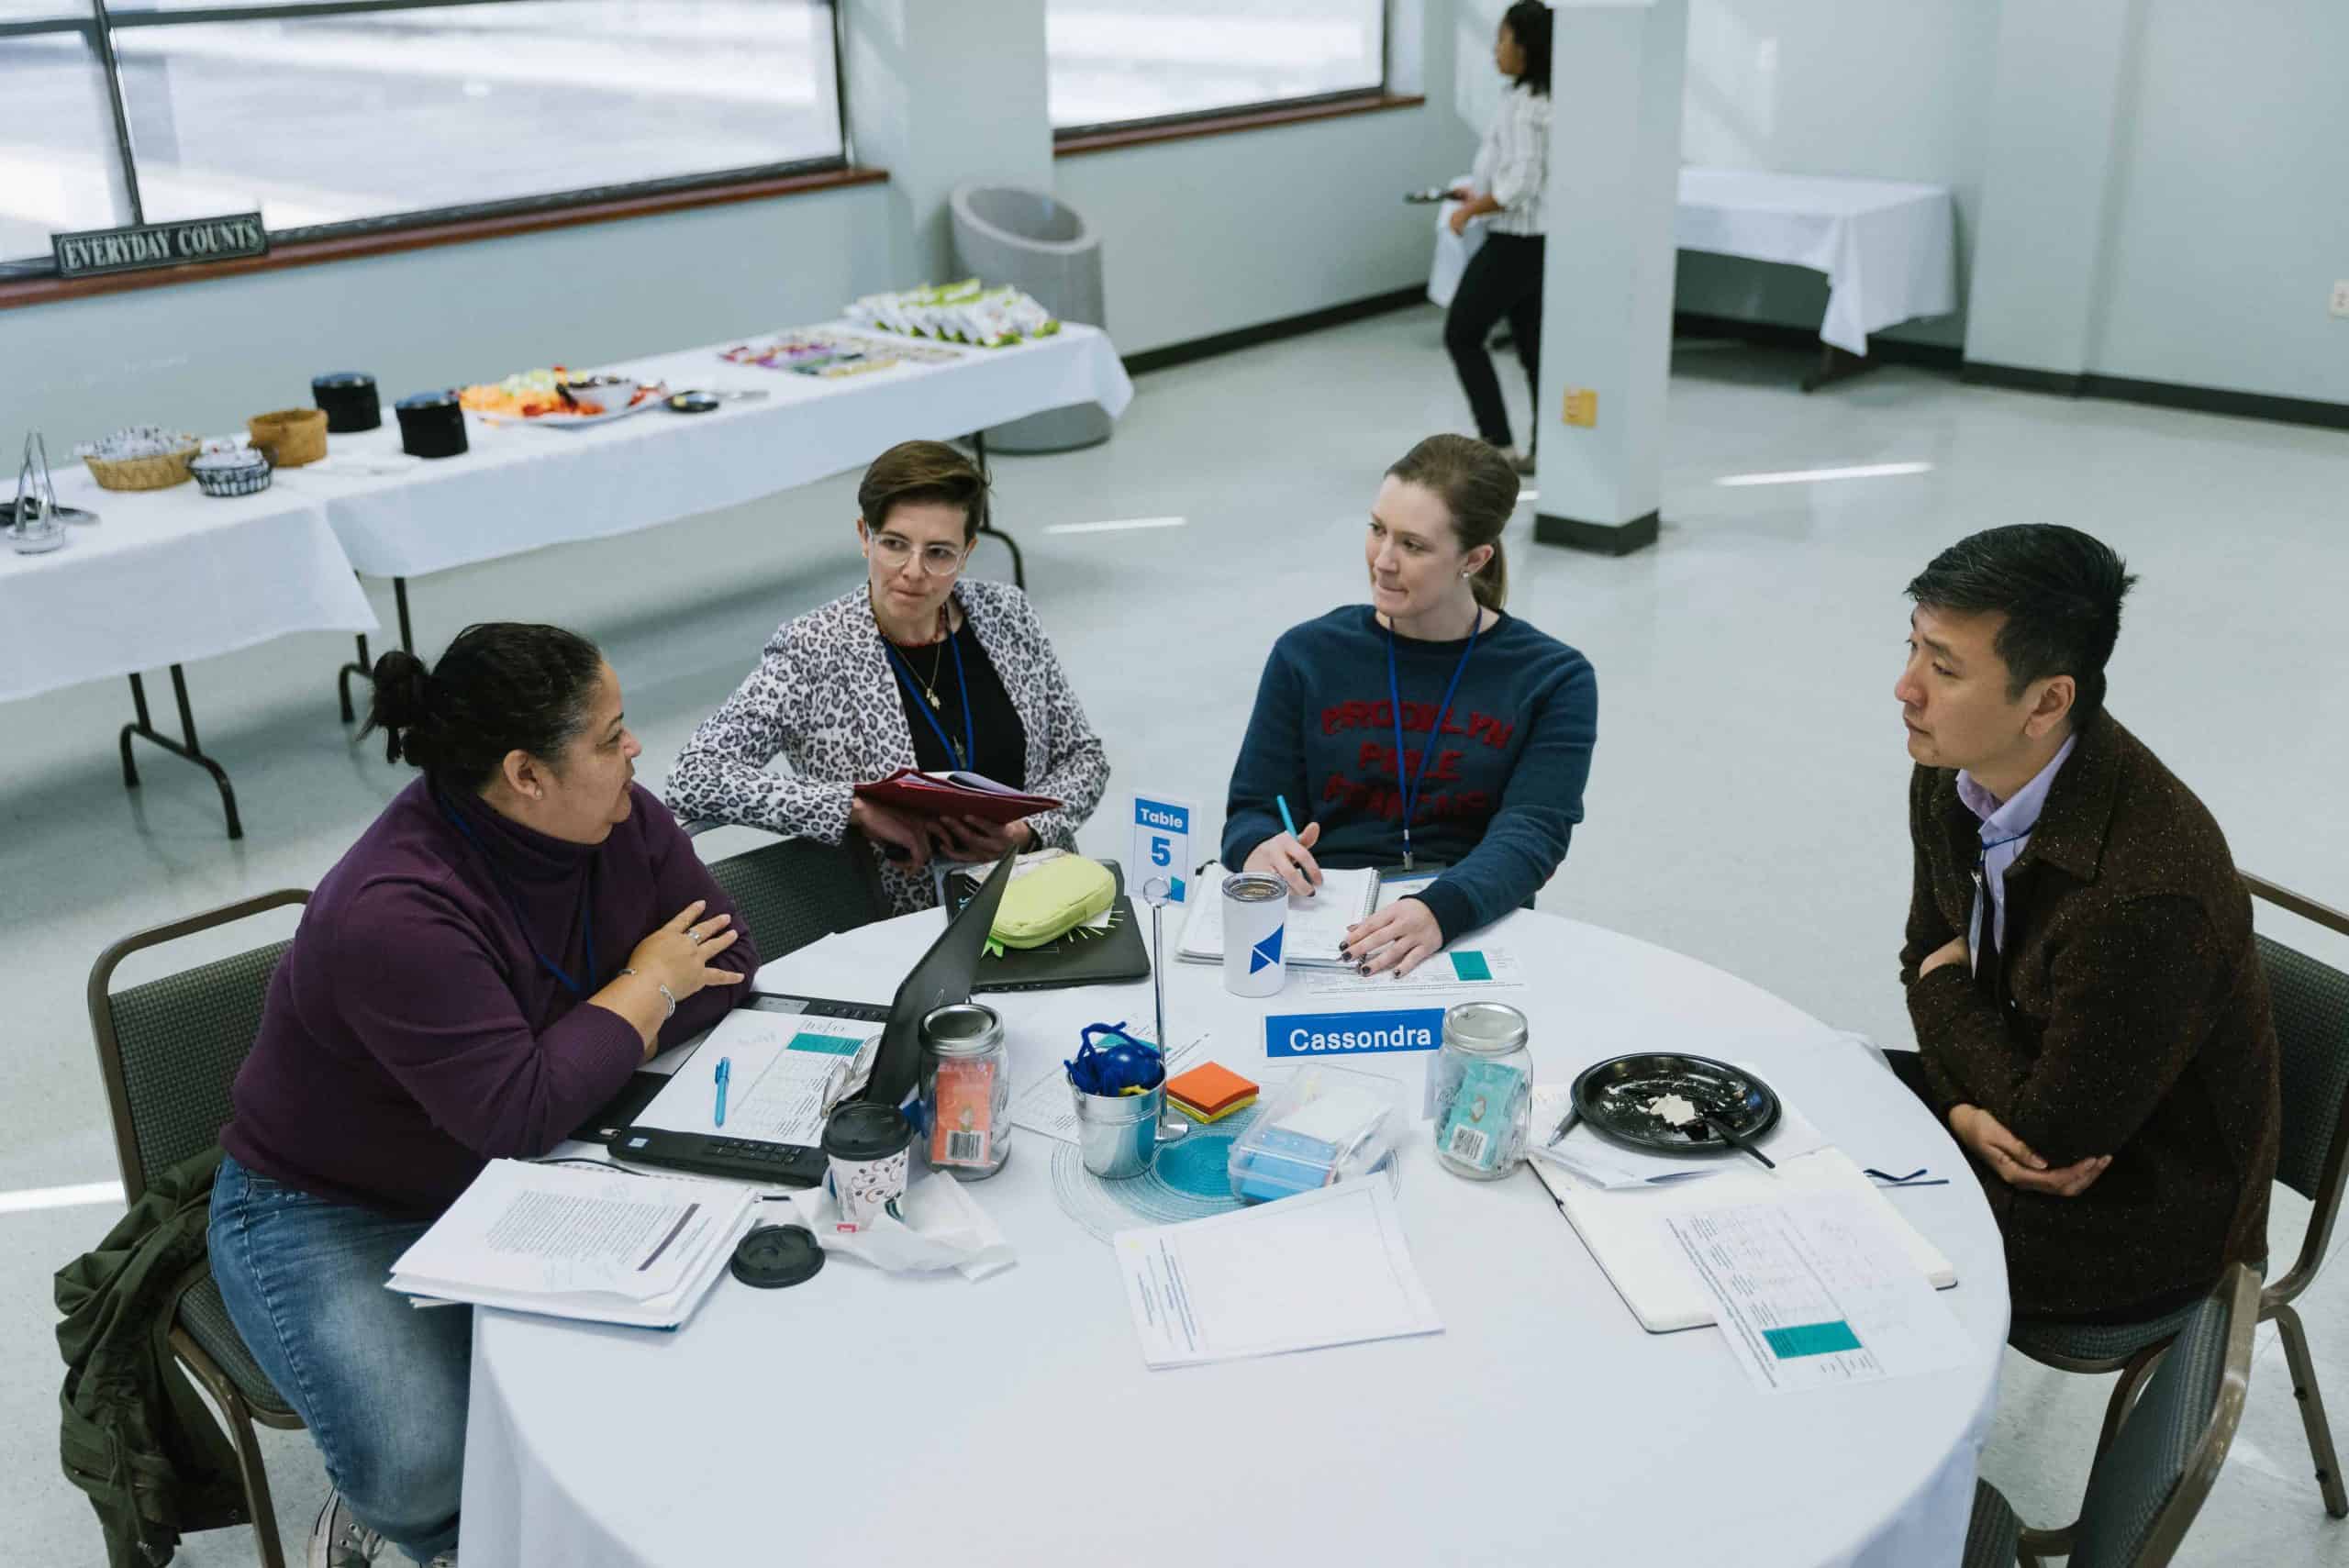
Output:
[425, 1554, 459, 1567]
[309, 1491, 384, 1568]
[1508, 446, 1536, 477]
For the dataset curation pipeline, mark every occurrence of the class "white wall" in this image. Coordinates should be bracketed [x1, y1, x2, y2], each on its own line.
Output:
[2087, 0, 2349, 405]
[1673, 0, 1995, 348]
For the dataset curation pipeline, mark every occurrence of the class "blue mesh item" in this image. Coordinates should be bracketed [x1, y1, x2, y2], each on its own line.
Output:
[2065, 1279, 2243, 1568]
[2255, 931, 2349, 1200]
[107, 939, 293, 1189]
[1050, 1105, 1265, 1241]
[175, 1274, 294, 1418]
[1960, 1478, 2023, 1568]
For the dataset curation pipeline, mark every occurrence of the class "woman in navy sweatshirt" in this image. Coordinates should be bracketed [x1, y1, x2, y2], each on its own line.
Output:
[209, 623, 758, 1568]
[1223, 435, 1598, 976]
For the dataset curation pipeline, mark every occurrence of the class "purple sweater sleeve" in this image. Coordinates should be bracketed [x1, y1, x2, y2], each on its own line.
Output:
[331, 885, 646, 1160]
[637, 789, 763, 1046]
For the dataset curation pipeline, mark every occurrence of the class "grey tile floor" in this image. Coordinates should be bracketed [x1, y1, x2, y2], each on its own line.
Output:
[6, 307, 2345, 1564]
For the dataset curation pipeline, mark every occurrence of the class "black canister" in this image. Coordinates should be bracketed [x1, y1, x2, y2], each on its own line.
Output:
[311, 371, 381, 432]
[395, 392, 467, 459]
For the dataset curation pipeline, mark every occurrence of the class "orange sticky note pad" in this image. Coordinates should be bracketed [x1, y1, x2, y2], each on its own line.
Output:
[1165, 1062, 1258, 1119]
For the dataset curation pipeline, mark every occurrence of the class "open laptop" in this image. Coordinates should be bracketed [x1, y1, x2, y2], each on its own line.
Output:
[606, 849, 1018, 1188]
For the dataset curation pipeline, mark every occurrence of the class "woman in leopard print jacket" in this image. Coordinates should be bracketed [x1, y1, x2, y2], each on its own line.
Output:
[665, 441, 1108, 916]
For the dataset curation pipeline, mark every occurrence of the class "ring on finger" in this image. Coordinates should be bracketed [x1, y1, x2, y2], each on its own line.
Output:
[686, 926, 703, 944]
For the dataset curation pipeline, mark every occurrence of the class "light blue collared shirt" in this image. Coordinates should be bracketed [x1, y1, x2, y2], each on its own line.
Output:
[1954, 734, 2076, 966]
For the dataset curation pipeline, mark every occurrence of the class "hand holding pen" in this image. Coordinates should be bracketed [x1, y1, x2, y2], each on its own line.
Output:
[1242, 795, 1324, 899]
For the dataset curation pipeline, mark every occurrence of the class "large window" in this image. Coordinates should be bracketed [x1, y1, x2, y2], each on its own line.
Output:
[2, 0, 844, 269]
[1047, 0, 1386, 135]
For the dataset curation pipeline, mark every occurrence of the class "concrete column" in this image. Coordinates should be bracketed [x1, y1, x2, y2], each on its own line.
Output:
[1531, 0, 1687, 557]
[1962, 0, 2140, 382]
[841, 0, 1054, 284]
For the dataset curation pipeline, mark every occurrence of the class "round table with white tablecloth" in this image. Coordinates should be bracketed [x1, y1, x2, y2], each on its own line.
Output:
[459, 906, 2007, 1568]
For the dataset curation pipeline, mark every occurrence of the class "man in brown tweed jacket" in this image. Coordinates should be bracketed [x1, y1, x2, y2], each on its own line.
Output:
[1887, 525, 2279, 1322]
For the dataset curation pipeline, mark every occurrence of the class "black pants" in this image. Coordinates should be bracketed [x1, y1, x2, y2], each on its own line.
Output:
[1444, 231, 1544, 450]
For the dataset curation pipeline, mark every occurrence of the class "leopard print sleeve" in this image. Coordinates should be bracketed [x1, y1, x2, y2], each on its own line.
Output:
[663, 617, 855, 843]
[1006, 591, 1109, 850]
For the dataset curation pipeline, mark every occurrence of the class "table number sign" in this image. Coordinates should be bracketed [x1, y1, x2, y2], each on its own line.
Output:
[1130, 793, 1195, 903]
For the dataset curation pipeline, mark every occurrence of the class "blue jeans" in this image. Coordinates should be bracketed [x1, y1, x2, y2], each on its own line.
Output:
[207, 1155, 468, 1564]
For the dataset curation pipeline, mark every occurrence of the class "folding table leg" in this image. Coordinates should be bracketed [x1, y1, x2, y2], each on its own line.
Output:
[1801, 340, 1876, 392]
[334, 576, 419, 720]
[119, 666, 244, 840]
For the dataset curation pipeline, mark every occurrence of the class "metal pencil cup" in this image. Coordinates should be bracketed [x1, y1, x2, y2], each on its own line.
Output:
[1071, 1083, 1188, 1180]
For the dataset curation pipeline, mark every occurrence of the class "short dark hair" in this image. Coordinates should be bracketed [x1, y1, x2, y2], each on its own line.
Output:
[857, 439, 990, 543]
[361, 622, 607, 790]
[1504, 2, 1553, 95]
[1906, 525, 2136, 727]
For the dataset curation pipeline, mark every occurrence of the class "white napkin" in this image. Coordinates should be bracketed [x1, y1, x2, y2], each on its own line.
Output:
[775, 1172, 1016, 1282]
[1528, 1082, 1830, 1190]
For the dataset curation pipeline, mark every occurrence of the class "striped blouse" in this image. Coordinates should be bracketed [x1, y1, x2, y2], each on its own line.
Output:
[1471, 83, 1553, 237]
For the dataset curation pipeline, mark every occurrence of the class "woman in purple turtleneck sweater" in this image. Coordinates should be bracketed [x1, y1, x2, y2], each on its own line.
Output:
[208, 623, 759, 1568]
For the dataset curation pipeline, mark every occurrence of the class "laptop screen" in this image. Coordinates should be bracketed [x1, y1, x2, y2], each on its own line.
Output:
[858, 849, 1018, 1108]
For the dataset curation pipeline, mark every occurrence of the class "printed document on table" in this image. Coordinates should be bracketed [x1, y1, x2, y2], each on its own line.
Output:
[631, 1007, 877, 1147]
[1008, 1028, 1205, 1144]
[1302, 946, 1524, 997]
[1665, 1191, 1970, 1394]
[1113, 1178, 1442, 1368]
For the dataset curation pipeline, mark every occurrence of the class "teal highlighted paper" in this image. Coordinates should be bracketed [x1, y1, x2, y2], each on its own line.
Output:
[1450, 951, 1493, 982]
[1764, 1321, 1863, 1360]
[786, 1032, 863, 1056]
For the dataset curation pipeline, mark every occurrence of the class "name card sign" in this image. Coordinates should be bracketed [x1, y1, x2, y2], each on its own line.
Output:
[1265, 1008, 1446, 1058]
[52, 213, 268, 280]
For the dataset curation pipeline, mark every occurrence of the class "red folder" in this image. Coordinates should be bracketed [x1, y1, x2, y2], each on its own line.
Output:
[852, 769, 1061, 824]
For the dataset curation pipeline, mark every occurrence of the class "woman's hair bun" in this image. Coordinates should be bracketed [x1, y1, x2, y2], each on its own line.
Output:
[361, 650, 434, 764]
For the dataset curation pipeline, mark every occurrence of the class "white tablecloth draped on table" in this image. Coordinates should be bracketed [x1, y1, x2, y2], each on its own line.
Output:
[1428, 166, 1957, 355]
[270, 322, 1134, 580]
[0, 471, 377, 705]
[462, 906, 2007, 1568]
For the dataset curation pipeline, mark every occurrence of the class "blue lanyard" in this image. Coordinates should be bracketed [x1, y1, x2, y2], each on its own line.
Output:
[1384, 616, 1481, 871]
[884, 632, 975, 772]
[437, 794, 598, 997]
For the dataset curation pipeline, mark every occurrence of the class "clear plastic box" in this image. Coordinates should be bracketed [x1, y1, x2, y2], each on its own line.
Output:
[1226, 1063, 1404, 1205]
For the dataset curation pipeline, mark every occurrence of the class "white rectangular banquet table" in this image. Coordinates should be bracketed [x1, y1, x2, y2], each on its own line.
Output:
[0, 469, 376, 837]
[1429, 165, 1956, 374]
[6, 321, 1130, 836]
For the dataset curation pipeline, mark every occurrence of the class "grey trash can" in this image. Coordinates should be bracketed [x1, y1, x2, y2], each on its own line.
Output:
[949, 183, 1111, 454]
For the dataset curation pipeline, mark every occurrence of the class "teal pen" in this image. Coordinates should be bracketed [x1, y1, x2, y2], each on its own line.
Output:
[714, 1056, 731, 1128]
[1275, 795, 1315, 898]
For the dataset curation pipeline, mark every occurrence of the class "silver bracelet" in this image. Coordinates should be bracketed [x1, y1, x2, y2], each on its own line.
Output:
[619, 966, 678, 1021]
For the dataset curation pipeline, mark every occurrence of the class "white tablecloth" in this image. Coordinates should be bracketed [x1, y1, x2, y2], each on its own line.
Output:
[0, 470, 376, 705]
[462, 907, 2007, 1568]
[1428, 167, 1957, 355]
[269, 322, 1133, 579]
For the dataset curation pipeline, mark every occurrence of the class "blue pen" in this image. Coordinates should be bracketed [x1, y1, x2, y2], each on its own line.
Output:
[714, 1056, 731, 1128]
[1277, 802, 1315, 901]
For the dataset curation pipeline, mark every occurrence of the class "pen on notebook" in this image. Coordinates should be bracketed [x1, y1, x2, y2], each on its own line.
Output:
[1276, 795, 1315, 897]
[714, 1056, 731, 1128]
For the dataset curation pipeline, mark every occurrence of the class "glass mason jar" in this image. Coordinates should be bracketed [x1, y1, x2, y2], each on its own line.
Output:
[918, 1002, 1012, 1180]
[1429, 1001, 1532, 1179]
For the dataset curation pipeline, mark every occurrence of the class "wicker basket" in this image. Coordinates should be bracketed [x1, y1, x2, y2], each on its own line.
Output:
[248, 407, 328, 468]
[81, 443, 197, 491]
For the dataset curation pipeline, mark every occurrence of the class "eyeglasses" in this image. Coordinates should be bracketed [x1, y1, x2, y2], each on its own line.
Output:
[869, 531, 969, 577]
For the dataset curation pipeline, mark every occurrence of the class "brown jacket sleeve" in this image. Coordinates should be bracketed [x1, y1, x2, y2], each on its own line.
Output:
[1898, 766, 1957, 984]
[1906, 891, 2222, 1165]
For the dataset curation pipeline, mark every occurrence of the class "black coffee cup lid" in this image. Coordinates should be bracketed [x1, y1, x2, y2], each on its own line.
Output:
[821, 1101, 913, 1162]
[395, 390, 459, 410]
[313, 371, 373, 388]
[731, 1224, 824, 1289]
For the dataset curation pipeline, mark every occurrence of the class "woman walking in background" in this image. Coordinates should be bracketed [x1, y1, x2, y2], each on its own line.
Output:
[1444, 2, 1553, 475]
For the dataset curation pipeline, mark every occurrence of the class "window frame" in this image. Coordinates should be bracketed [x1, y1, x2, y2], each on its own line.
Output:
[1045, 0, 1392, 147]
[0, 0, 854, 275]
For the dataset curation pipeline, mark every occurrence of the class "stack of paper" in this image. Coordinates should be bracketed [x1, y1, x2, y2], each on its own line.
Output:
[1113, 1179, 1442, 1368]
[388, 1160, 755, 1329]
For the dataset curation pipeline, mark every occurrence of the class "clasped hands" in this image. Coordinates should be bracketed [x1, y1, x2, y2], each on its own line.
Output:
[1920, 933, 2112, 1197]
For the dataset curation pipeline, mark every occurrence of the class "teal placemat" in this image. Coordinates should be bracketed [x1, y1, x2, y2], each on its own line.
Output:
[1049, 1103, 1264, 1242]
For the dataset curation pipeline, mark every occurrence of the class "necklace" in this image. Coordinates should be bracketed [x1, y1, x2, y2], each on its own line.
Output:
[874, 594, 953, 708]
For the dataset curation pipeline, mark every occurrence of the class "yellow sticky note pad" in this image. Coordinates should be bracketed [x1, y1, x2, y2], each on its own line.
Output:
[1562, 388, 1598, 428]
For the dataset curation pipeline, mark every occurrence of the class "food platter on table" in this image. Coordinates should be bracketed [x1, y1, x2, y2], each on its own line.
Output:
[455, 367, 668, 428]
